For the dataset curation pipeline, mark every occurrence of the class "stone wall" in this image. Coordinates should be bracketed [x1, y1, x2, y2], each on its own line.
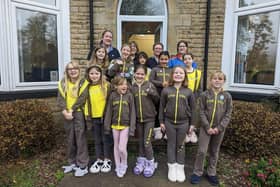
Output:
[69, 0, 226, 80]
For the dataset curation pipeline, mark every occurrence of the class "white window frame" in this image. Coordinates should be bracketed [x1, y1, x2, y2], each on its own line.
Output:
[0, 0, 70, 91]
[222, 0, 280, 94]
[117, 0, 168, 51]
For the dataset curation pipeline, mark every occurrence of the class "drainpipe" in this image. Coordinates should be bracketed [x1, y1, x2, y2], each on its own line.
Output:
[87, 0, 94, 60]
[203, 0, 211, 90]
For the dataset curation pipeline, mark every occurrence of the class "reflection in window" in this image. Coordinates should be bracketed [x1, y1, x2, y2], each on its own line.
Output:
[120, 0, 165, 15]
[239, 0, 276, 7]
[16, 8, 58, 82]
[234, 11, 279, 85]
[28, 0, 56, 6]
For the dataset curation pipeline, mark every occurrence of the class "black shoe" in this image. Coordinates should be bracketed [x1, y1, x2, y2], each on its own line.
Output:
[206, 174, 219, 186]
[190, 174, 201, 184]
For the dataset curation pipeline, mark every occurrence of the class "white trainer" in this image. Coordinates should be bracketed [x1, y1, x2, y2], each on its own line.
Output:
[74, 167, 88, 177]
[62, 164, 76, 174]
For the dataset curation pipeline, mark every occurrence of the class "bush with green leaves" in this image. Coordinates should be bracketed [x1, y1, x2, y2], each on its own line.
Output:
[222, 101, 280, 157]
[0, 99, 56, 160]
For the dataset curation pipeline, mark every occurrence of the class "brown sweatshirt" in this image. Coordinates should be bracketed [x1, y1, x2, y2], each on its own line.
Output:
[159, 86, 195, 125]
[149, 66, 172, 94]
[57, 78, 89, 112]
[104, 91, 136, 135]
[200, 89, 232, 132]
[131, 81, 160, 123]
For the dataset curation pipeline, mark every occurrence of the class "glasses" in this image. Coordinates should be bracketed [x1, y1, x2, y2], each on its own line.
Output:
[179, 45, 187, 48]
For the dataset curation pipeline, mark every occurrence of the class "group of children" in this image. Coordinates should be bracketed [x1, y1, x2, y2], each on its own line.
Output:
[57, 36, 232, 186]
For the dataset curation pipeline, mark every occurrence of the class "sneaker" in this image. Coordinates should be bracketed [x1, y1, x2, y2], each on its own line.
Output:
[167, 163, 177, 182]
[206, 174, 219, 186]
[143, 159, 157, 178]
[119, 164, 128, 177]
[62, 164, 76, 174]
[115, 165, 123, 178]
[90, 159, 103, 173]
[176, 164, 185, 182]
[101, 159, 112, 173]
[74, 167, 88, 177]
[185, 134, 191, 143]
[190, 174, 201, 184]
[133, 157, 146, 175]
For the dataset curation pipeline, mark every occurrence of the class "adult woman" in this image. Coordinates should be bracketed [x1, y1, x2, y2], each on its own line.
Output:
[100, 30, 121, 62]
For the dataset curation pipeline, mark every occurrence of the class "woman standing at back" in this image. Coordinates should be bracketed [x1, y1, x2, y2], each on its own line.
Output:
[100, 30, 121, 62]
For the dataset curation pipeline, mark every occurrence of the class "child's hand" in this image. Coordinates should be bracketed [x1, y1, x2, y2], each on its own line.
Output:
[115, 59, 123, 65]
[207, 128, 215, 135]
[213, 128, 219, 135]
[160, 123, 166, 132]
[162, 81, 169, 87]
[188, 125, 195, 135]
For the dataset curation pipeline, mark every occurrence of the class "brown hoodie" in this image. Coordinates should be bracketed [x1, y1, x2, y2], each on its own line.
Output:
[131, 81, 160, 123]
[104, 91, 136, 136]
[149, 66, 172, 94]
[159, 86, 195, 125]
[200, 89, 232, 132]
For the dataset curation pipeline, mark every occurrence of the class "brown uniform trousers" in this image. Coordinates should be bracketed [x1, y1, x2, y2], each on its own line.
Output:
[136, 121, 154, 160]
[193, 128, 225, 176]
[64, 111, 89, 168]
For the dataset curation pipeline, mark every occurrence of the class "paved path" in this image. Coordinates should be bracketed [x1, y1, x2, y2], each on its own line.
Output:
[59, 144, 212, 187]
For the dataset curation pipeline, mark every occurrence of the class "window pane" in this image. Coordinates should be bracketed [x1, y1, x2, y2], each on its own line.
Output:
[239, 0, 276, 7]
[120, 0, 165, 15]
[28, 0, 56, 6]
[234, 11, 279, 85]
[16, 8, 58, 82]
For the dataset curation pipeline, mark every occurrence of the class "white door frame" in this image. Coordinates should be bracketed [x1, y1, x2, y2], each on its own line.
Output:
[117, 0, 168, 51]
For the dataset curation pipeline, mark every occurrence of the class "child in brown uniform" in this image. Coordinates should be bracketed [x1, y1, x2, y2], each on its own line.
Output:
[57, 62, 89, 177]
[190, 71, 232, 186]
[159, 66, 195, 183]
[104, 77, 136, 178]
[131, 64, 160, 177]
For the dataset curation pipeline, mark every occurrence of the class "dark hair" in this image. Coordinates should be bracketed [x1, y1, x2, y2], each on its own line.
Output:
[159, 51, 170, 59]
[134, 64, 147, 74]
[176, 40, 189, 53]
[137, 51, 148, 60]
[153, 42, 164, 50]
[168, 66, 188, 87]
[182, 52, 194, 60]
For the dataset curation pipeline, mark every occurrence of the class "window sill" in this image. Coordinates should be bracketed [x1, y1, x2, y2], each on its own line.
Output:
[0, 89, 57, 101]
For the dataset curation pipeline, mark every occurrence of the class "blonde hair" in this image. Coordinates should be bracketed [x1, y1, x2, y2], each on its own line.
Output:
[86, 65, 109, 98]
[168, 66, 188, 88]
[64, 61, 81, 97]
[88, 46, 109, 69]
[208, 70, 226, 89]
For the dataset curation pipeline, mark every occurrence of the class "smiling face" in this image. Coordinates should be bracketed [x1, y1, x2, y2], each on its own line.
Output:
[173, 67, 186, 83]
[159, 54, 169, 67]
[210, 73, 225, 90]
[66, 63, 80, 81]
[130, 42, 138, 55]
[134, 67, 146, 84]
[183, 54, 193, 67]
[153, 44, 163, 57]
[102, 31, 113, 47]
[121, 45, 131, 60]
[88, 67, 101, 84]
[96, 48, 106, 61]
[177, 41, 188, 54]
[117, 80, 128, 95]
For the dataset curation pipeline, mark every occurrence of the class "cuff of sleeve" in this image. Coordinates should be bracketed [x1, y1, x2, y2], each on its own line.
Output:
[217, 125, 224, 132]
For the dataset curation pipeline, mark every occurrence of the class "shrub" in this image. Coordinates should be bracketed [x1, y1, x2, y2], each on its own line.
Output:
[0, 99, 56, 160]
[242, 157, 280, 187]
[222, 101, 280, 157]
